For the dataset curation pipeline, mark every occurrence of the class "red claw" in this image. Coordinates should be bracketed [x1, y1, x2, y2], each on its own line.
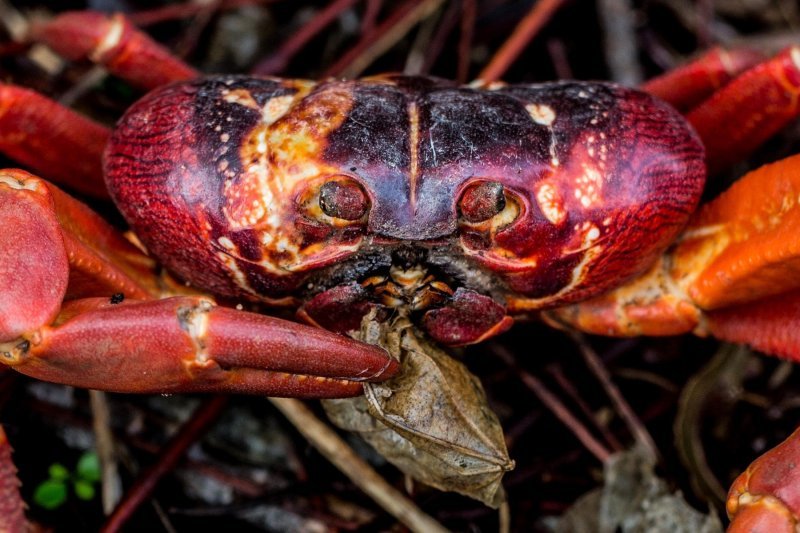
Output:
[4, 297, 397, 398]
[0, 171, 69, 342]
[0, 428, 25, 533]
[728, 428, 800, 532]
[422, 289, 513, 346]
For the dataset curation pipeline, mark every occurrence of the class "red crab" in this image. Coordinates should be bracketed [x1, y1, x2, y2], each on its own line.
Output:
[1, 9, 800, 531]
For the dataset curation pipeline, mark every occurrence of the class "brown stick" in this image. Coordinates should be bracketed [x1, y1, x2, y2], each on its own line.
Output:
[324, 0, 445, 78]
[252, 0, 361, 74]
[478, 0, 569, 82]
[101, 395, 228, 533]
[569, 332, 659, 460]
[90, 390, 122, 515]
[270, 397, 449, 533]
[493, 345, 612, 463]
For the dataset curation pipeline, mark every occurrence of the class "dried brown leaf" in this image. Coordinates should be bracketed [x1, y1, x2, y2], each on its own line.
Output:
[323, 313, 514, 507]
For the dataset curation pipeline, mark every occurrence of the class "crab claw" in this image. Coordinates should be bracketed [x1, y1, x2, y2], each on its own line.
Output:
[1, 296, 398, 398]
[727, 428, 800, 532]
[421, 288, 514, 346]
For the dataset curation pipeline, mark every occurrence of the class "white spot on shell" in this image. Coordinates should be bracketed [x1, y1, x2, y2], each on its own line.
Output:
[536, 182, 567, 225]
[217, 236, 235, 250]
[526, 103, 556, 126]
[262, 95, 294, 125]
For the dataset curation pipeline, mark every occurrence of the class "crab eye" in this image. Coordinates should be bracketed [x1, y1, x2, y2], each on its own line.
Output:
[459, 181, 506, 222]
[319, 179, 369, 221]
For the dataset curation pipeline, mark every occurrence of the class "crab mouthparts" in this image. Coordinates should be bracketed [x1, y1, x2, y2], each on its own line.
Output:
[297, 247, 514, 346]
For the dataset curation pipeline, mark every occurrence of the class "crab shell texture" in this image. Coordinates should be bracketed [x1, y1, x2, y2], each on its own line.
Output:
[104, 74, 705, 328]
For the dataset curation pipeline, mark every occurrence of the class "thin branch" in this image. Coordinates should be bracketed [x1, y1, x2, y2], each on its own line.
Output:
[101, 396, 228, 533]
[90, 390, 122, 515]
[324, 0, 445, 78]
[478, 0, 570, 82]
[492, 345, 612, 463]
[270, 397, 449, 533]
[569, 332, 659, 460]
[252, 0, 361, 74]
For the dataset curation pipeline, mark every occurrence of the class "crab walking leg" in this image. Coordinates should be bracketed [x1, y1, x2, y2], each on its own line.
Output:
[1, 297, 396, 397]
[686, 46, 800, 175]
[0, 85, 110, 198]
[641, 47, 764, 112]
[726, 427, 800, 532]
[30, 11, 198, 91]
[705, 291, 800, 362]
[551, 154, 800, 356]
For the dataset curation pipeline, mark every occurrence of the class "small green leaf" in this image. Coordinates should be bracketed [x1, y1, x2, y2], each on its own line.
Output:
[48, 463, 70, 481]
[73, 479, 95, 501]
[33, 480, 67, 509]
[76, 452, 101, 483]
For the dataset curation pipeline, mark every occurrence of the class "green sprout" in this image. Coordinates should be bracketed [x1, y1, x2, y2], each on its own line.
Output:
[33, 452, 101, 510]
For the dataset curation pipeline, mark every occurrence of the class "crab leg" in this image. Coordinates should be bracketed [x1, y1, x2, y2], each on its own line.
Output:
[641, 47, 764, 112]
[0, 85, 110, 197]
[30, 11, 198, 91]
[685, 46, 800, 175]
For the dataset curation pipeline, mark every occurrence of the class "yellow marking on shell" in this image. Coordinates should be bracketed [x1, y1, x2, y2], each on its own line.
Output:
[469, 79, 507, 90]
[217, 236, 235, 250]
[525, 103, 560, 166]
[222, 88, 260, 109]
[535, 181, 567, 225]
[526, 103, 556, 126]
[262, 95, 294, 125]
[216, 249, 263, 291]
[215, 82, 360, 275]
[408, 101, 420, 208]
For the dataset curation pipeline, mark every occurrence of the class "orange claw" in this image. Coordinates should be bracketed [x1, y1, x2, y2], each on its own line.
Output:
[0, 169, 157, 343]
[0, 171, 69, 342]
[30, 11, 198, 91]
[728, 428, 800, 532]
[672, 153, 800, 311]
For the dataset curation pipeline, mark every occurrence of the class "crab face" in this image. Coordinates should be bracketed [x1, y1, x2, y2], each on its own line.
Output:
[106, 72, 704, 344]
[105, 74, 705, 345]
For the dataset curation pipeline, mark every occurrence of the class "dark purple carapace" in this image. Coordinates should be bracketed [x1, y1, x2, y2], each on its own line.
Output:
[104, 75, 705, 345]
